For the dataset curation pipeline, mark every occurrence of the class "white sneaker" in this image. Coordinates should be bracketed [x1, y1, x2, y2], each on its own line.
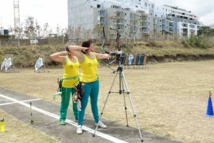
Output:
[95, 121, 107, 128]
[76, 125, 82, 134]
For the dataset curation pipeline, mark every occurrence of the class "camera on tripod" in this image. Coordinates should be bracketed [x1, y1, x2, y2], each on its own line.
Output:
[109, 51, 126, 65]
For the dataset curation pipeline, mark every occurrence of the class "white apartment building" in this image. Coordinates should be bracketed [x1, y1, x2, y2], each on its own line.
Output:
[153, 5, 201, 37]
[67, 0, 201, 40]
[68, 0, 155, 40]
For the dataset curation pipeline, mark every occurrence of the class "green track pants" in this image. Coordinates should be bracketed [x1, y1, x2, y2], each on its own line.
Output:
[60, 87, 78, 121]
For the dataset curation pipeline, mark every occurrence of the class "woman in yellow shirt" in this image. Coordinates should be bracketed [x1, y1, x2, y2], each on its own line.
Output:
[68, 39, 111, 134]
[50, 45, 79, 125]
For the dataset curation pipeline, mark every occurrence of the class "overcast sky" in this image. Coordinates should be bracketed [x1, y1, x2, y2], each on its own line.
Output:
[0, 0, 67, 30]
[0, 0, 213, 31]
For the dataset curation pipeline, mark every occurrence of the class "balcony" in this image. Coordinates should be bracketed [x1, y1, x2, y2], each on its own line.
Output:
[182, 23, 188, 27]
[142, 26, 147, 29]
[162, 25, 165, 29]
[190, 29, 195, 33]
[130, 13, 136, 19]
[100, 13, 106, 17]
[183, 32, 188, 36]
[100, 17, 106, 24]
[116, 11, 125, 17]
[99, 9, 106, 17]
[169, 23, 174, 27]
[142, 29, 149, 34]
[189, 24, 195, 28]
[142, 22, 148, 27]
[117, 25, 125, 31]
[169, 28, 174, 33]
[118, 19, 125, 23]
[182, 29, 188, 36]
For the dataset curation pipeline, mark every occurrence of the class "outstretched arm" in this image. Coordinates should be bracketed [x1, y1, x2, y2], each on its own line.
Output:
[94, 53, 111, 60]
[50, 51, 67, 64]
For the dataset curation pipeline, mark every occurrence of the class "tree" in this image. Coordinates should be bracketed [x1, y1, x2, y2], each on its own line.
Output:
[24, 16, 36, 39]
[198, 26, 214, 36]
[93, 24, 103, 41]
[43, 23, 51, 38]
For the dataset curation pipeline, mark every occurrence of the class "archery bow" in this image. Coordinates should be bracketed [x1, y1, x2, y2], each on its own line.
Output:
[99, 25, 116, 72]
[100, 26, 106, 54]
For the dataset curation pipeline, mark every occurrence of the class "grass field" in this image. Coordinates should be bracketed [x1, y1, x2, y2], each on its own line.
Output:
[1, 60, 214, 143]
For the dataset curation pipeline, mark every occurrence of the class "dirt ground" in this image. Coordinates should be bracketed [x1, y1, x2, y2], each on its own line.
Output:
[1, 60, 214, 143]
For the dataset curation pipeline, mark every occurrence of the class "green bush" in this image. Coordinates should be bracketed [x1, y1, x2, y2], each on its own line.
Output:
[182, 35, 213, 48]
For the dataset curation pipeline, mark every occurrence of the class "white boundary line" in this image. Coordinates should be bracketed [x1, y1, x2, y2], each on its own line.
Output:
[0, 93, 128, 143]
[0, 98, 41, 106]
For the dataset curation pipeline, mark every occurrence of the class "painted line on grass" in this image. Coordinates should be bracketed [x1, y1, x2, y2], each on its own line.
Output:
[0, 93, 128, 143]
[0, 98, 41, 106]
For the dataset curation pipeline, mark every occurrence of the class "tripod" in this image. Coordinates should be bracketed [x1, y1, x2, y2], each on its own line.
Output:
[93, 53, 143, 142]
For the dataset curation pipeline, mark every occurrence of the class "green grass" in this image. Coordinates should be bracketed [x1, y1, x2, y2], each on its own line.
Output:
[0, 41, 214, 67]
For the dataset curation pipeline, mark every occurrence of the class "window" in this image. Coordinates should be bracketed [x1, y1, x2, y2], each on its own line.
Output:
[151, 4, 154, 8]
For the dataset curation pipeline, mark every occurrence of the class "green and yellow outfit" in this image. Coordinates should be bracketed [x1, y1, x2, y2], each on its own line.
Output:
[78, 52, 100, 126]
[60, 56, 79, 121]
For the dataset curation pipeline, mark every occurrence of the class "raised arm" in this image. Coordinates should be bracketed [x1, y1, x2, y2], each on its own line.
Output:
[68, 45, 88, 62]
[50, 51, 67, 64]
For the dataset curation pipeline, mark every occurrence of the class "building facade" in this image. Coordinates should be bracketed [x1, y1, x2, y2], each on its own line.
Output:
[153, 5, 201, 37]
[67, 0, 201, 40]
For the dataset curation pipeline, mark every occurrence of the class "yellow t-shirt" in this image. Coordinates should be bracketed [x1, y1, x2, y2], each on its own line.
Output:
[62, 56, 79, 88]
[80, 52, 99, 83]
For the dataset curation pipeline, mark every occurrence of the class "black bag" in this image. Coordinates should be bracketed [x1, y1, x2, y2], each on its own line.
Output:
[57, 78, 63, 92]
[73, 82, 83, 102]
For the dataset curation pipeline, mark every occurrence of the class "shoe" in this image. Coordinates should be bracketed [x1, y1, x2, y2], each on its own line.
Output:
[95, 121, 107, 128]
[76, 125, 82, 134]
[60, 120, 66, 125]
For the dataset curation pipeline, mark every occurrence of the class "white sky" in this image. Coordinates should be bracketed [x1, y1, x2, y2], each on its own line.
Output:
[0, 0, 67, 30]
[0, 0, 213, 31]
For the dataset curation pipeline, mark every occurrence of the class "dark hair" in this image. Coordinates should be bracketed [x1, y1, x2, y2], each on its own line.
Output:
[81, 39, 93, 54]
[65, 47, 69, 52]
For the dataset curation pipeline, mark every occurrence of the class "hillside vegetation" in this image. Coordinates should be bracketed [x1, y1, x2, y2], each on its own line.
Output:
[0, 40, 214, 67]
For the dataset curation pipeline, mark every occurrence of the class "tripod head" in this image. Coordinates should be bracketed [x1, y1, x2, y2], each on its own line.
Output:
[109, 51, 126, 66]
